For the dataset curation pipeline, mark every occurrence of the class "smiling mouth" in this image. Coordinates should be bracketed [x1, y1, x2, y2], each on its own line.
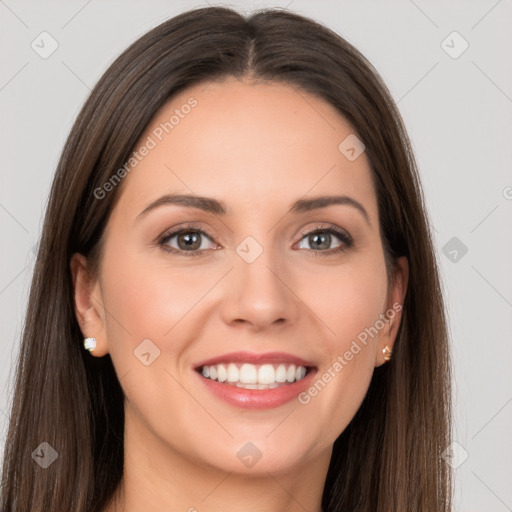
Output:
[196, 362, 314, 390]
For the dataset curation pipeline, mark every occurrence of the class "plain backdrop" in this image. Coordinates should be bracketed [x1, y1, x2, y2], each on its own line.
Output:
[1, 1, 511, 510]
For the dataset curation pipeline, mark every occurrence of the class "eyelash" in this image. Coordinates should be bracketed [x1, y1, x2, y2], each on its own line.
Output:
[157, 223, 353, 257]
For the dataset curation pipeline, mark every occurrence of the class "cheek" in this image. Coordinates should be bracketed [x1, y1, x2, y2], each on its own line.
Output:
[101, 250, 210, 342]
[297, 255, 387, 423]
[98, 252, 209, 427]
[305, 255, 388, 350]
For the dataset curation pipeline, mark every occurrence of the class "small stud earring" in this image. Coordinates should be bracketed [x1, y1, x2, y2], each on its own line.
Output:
[382, 345, 392, 362]
[84, 337, 97, 352]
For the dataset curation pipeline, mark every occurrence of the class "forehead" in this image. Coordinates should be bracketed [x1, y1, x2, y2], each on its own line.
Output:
[112, 77, 377, 221]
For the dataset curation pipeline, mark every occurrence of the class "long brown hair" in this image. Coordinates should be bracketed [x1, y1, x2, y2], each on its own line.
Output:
[0, 6, 452, 511]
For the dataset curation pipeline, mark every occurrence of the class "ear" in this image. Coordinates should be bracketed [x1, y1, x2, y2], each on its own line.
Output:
[70, 253, 109, 357]
[375, 256, 409, 367]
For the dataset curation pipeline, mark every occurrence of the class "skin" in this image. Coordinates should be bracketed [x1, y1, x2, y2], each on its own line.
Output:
[71, 77, 408, 512]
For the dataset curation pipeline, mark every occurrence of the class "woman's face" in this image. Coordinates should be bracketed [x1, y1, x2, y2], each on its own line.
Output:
[73, 77, 407, 476]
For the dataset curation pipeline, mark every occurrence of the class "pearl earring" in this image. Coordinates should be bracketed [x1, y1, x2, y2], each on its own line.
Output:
[382, 345, 392, 362]
[84, 337, 97, 352]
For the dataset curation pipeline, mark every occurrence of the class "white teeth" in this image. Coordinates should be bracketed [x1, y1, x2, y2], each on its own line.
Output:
[217, 364, 227, 382]
[258, 364, 276, 385]
[286, 364, 296, 382]
[275, 364, 287, 382]
[236, 382, 258, 389]
[239, 363, 258, 384]
[200, 362, 309, 386]
[236, 382, 280, 390]
[227, 363, 239, 382]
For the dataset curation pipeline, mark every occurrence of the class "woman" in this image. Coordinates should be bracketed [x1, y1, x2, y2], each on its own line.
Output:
[0, 6, 452, 511]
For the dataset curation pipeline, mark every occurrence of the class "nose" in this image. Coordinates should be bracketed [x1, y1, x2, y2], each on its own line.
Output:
[219, 245, 301, 332]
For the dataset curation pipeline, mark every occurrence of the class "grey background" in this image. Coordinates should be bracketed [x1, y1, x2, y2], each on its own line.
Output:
[1, 0, 511, 509]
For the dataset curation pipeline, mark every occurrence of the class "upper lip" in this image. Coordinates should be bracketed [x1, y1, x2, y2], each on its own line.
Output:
[194, 351, 317, 370]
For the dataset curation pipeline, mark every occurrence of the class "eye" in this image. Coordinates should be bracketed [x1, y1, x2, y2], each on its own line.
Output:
[158, 225, 218, 256]
[295, 225, 353, 254]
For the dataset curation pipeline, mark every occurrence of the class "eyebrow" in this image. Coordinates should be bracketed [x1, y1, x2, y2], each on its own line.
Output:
[136, 193, 371, 225]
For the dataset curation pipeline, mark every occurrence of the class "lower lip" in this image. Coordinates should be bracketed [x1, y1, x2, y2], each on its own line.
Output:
[194, 368, 317, 409]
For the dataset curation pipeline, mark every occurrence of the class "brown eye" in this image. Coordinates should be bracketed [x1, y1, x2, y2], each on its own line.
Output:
[158, 227, 217, 255]
[305, 232, 334, 250]
[175, 231, 202, 251]
[296, 227, 353, 254]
